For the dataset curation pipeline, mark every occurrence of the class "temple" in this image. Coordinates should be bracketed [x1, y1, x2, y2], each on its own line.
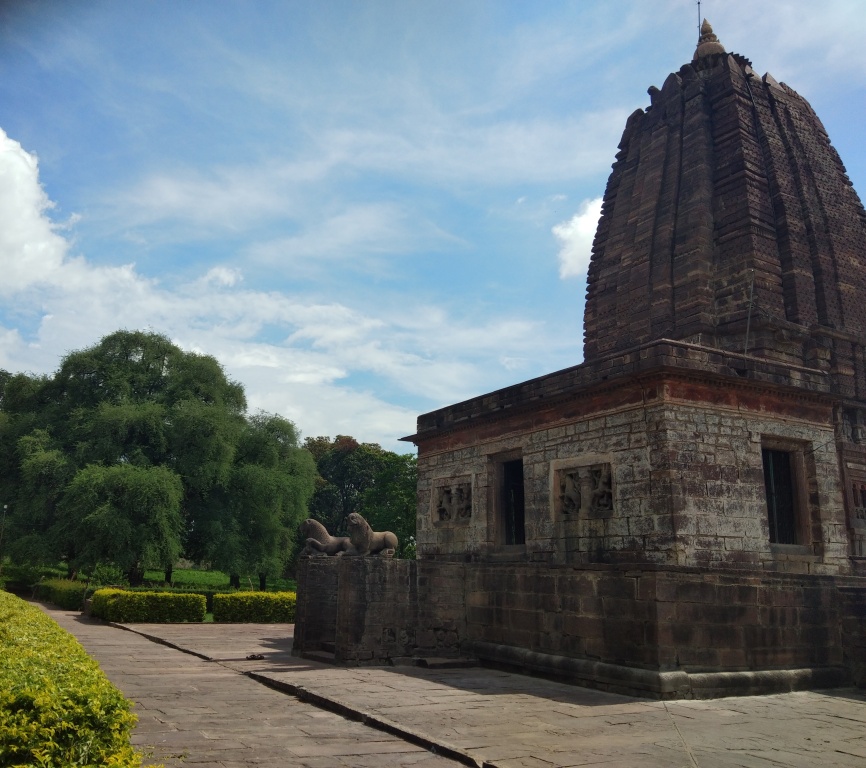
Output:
[293, 22, 866, 698]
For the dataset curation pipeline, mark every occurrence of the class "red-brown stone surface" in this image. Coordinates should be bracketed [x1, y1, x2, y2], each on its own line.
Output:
[583, 43, 866, 376]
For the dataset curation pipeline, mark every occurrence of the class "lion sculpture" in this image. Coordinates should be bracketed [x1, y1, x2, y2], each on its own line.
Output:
[345, 512, 398, 557]
[300, 518, 350, 557]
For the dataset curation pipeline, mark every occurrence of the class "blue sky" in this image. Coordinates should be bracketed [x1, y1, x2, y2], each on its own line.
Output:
[1, 1, 865, 452]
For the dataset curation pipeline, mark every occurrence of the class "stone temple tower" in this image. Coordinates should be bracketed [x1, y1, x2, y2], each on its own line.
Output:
[585, 21, 866, 397]
[294, 23, 866, 697]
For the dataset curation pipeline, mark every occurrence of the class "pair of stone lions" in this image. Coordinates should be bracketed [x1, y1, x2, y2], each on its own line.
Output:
[300, 514, 397, 558]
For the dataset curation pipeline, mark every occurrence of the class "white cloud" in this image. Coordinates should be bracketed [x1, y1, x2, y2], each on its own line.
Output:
[199, 266, 243, 287]
[0, 128, 71, 294]
[552, 197, 602, 279]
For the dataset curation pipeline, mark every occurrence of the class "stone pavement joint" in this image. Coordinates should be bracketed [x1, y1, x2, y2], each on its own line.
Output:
[107, 622, 213, 661]
[245, 672, 484, 768]
[661, 702, 699, 768]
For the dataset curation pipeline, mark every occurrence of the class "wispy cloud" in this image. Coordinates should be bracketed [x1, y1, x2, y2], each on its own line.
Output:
[244, 203, 444, 276]
[0, 132, 569, 449]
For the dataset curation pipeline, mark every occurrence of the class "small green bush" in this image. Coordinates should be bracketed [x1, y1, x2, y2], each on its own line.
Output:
[32, 577, 92, 610]
[91, 588, 206, 623]
[0, 591, 142, 767]
[212, 591, 296, 623]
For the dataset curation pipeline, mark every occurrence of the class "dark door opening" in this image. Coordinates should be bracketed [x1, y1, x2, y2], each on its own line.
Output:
[502, 459, 525, 545]
[762, 448, 797, 544]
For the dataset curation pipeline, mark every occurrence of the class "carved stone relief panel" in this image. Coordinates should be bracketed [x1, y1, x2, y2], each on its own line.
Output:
[433, 477, 472, 525]
[555, 462, 614, 518]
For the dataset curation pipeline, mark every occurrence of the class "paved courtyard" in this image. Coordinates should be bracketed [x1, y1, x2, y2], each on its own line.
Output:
[43, 605, 866, 768]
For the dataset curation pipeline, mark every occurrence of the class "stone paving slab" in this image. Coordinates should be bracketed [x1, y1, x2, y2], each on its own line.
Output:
[44, 608, 866, 768]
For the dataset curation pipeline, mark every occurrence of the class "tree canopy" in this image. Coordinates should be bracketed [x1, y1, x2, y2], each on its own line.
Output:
[0, 330, 316, 584]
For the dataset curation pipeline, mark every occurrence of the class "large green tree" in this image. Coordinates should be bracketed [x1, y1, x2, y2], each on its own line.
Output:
[302, 435, 417, 558]
[194, 413, 316, 589]
[0, 330, 315, 584]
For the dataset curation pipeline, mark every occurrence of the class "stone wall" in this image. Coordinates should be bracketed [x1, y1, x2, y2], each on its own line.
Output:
[335, 558, 419, 663]
[293, 556, 866, 697]
[462, 564, 853, 673]
[293, 557, 463, 664]
[415, 367, 850, 574]
[293, 554, 339, 653]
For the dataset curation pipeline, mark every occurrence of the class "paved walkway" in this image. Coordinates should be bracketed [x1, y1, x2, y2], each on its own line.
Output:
[43, 608, 456, 768]
[43, 605, 866, 768]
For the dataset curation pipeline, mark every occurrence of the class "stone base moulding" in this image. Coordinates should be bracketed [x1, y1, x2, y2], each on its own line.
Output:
[470, 641, 849, 700]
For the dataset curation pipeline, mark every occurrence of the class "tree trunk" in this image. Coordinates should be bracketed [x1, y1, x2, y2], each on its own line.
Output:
[127, 562, 145, 587]
[258, 573, 267, 591]
[229, 573, 240, 589]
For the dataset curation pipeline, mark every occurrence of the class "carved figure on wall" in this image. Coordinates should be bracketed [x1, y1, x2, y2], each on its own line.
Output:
[437, 487, 453, 521]
[559, 470, 581, 514]
[843, 409, 864, 444]
[589, 465, 613, 513]
[455, 484, 472, 519]
[300, 518, 350, 557]
[853, 482, 866, 522]
[345, 512, 398, 557]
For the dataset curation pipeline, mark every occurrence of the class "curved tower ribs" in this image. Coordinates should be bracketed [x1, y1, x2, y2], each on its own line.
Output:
[583, 21, 866, 399]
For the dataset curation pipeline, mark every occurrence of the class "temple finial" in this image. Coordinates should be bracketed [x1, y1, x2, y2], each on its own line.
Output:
[693, 19, 726, 60]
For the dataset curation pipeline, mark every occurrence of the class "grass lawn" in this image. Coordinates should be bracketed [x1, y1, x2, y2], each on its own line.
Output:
[143, 568, 297, 592]
[1, 562, 297, 594]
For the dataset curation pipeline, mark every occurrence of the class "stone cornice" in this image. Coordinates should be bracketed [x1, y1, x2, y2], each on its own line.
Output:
[403, 339, 835, 445]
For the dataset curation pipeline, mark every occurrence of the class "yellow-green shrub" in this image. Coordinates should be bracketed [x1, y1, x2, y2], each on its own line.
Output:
[0, 591, 142, 767]
[213, 591, 296, 622]
[32, 577, 92, 610]
[126, 585, 234, 613]
[91, 588, 206, 623]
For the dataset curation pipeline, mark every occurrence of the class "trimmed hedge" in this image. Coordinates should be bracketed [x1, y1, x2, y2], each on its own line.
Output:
[32, 577, 93, 610]
[127, 585, 235, 613]
[91, 588, 206, 623]
[0, 591, 142, 767]
[213, 591, 296, 623]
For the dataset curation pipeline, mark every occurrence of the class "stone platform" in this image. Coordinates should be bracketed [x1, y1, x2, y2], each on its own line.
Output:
[293, 557, 866, 699]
